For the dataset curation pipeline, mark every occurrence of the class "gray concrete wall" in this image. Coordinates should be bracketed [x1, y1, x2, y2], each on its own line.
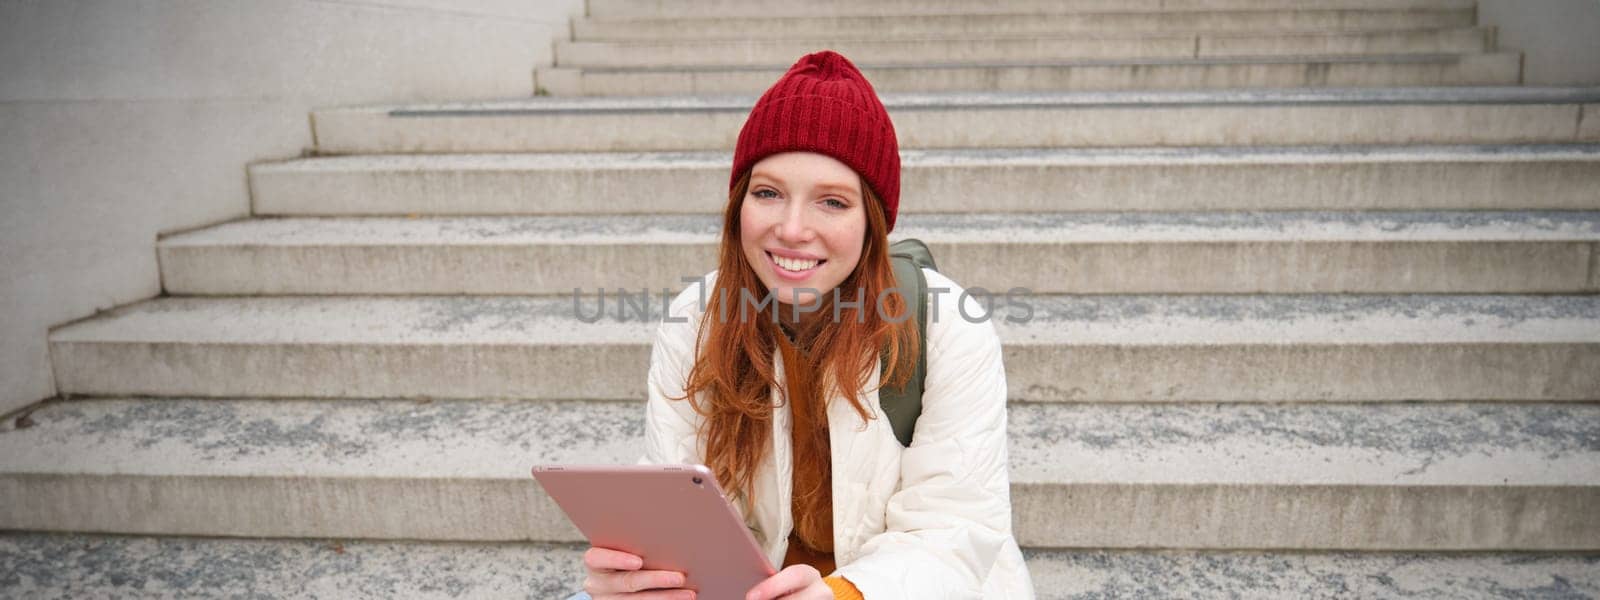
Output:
[0, 0, 583, 416]
[1478, 0, 1600, 84]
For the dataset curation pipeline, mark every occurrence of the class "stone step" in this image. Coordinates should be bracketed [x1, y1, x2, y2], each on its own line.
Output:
[5, 533, 1596, 599]
[0, 533, 589, 599]
[46, 294, 1600, 402]
[3, 533, 1598, 599]
[155, 211, 1600, 296]
[587, 0, 1479, 19]
[251, 144, 1600, 217]
[310, 87, 1600, 154]
[572, 9, 1477, 41]
[539, 53, 1521, 95]
[555, 29, 1495, 69]
[1, 398, 1595, 550]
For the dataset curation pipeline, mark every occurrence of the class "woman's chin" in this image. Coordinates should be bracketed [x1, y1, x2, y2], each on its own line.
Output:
[772, 289, 819, 308]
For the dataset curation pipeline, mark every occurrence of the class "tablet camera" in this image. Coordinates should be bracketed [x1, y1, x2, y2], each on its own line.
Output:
[692, 476, 703, 485]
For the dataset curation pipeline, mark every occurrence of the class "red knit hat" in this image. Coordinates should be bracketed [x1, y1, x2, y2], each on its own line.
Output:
[731, 51, 901, 232]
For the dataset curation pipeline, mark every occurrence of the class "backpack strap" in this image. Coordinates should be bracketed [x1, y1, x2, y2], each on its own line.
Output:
[880, 239, 936, 448]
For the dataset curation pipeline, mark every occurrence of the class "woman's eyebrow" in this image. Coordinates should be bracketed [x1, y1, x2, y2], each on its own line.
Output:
[814, 183, 860, 198]
[750, 171, 858, 197]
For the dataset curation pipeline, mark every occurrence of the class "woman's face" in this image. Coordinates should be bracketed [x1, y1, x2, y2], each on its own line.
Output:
[739, 152, 868, 310]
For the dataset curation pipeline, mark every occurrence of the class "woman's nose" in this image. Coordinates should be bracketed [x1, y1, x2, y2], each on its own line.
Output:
[775, 203, 812, 242]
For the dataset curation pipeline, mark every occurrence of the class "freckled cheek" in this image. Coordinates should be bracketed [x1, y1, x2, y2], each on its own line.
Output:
[738, 203, 759, 233]
[738, 214, 763, 253]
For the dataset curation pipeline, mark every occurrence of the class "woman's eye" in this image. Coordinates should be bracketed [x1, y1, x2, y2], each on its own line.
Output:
[823, 198, 848, 209]
[753, 189, 778, 200]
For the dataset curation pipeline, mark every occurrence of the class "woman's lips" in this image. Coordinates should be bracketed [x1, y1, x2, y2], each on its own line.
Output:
[767, 251, 825, 282]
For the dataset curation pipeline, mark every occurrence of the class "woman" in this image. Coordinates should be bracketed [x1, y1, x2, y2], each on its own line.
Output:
[577, 51, 1033, 600]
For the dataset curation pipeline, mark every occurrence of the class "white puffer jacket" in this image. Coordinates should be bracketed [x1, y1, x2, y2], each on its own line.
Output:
[641, 269, 1035, 600]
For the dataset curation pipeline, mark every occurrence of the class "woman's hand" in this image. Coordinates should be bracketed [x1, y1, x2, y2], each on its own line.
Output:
[744, 565, 833, 600]
[582, 547, 695, 600]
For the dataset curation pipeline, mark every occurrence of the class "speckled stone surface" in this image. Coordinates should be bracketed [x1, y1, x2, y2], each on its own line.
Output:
[49, 294, 1600, 348]
[21, 0, 1597, 590]
[45, 294, 1600, 402]
[1, 533, 1596, 599]
[152, 210, 1600, 294]
[0, 533, 587, 599]
[556, 53, 1523, 96]
[310, 88, 1598, 154]
[2, 398, 1593, 485]
[0, 398, 1595, 547]
[1580, 104, 1600, 142]
[249, 145, 1600, 216]
[159, 211, 1600, 246]
[571, 8, 1476, 42]
[1001, 293, 1600, 344]
[48, 295, 652, 346]
[583, 0, 1480, 19]
[556, 28, 1493, 69]
[0, 398, 642, 479]
[560, 34, 1213, 69]
[337, 86, 1600, 115]
[0, 399, 640, 541]
[569, 51, 1506, 72]
[256, 143, 1600, 172]
[1026, 548, 1600, 599]
[1006, 402, 1600, 486]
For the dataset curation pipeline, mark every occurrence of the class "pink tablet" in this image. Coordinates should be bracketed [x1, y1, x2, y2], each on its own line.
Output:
[531, 464, 776, 598]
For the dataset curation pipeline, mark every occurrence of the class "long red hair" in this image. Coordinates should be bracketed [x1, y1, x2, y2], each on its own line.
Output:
[670, 170, 919, 518]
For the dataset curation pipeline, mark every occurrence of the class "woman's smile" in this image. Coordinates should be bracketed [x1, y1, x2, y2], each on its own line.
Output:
[766, 250, 827, 280]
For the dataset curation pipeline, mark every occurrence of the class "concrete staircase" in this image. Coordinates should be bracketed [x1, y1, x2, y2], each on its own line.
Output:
[4, 0, 1599, 597]
[538, 0, 1522, 94]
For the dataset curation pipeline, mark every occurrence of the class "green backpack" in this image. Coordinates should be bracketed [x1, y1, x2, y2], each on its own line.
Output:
[878, 238, 937, 448]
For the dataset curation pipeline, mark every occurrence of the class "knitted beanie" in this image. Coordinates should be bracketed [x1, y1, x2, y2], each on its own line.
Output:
[730, 51, 901, 232]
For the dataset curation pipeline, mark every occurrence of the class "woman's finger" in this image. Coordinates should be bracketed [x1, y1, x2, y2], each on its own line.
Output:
[593, 590, 696, 600]
[744, 565, 818, 600]
[583, 547, 644, 571]
[586, 569, 688, 595]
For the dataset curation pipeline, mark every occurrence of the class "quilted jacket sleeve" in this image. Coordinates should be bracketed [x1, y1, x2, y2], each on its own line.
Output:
[833, 276, 1014, 600]
[640, 277, 710, 467]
